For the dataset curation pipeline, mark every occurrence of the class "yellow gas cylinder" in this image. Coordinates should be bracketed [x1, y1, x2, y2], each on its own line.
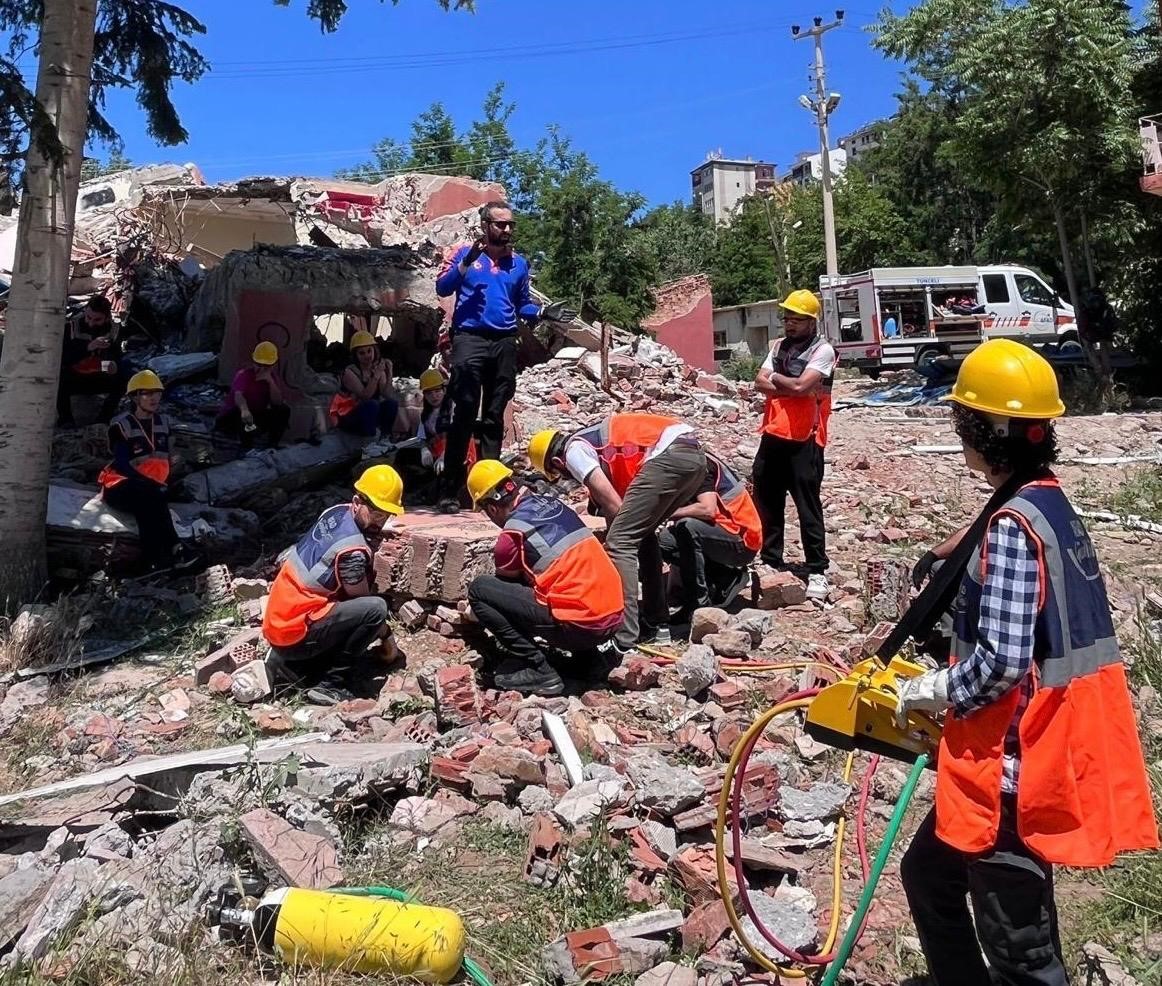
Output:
[268, 887, 466, 983]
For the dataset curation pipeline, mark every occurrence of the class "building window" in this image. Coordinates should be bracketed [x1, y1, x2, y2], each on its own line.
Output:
[713, 331, 728, 348]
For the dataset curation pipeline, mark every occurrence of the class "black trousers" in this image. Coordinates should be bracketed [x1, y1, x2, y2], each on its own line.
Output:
[751, 433, 828, 574]
[442, 330, 518, 495]
[658, 519, 756, 609]
[103, 478, 178, 567]
[57, 364, 127, 424]
[267, 596, 389, 688]
[468, 575, 617, 668]
[215, 404, 291, 449]
[901, 805, 1068, 986]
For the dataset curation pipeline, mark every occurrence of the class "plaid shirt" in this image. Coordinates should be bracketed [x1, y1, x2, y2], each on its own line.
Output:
[947, 515, 1039, 792]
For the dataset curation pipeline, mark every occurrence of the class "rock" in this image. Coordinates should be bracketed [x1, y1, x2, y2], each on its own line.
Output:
[552, 779, 624, 828]
[389, 795, 476, 836]
[478, 801, 524, 831]
[681, 899, 731, 955]
[290, 743, 429, 804]
[626, 756, 706, 817]
[0, 866, 54, 951]
[701, 630, 752, 659]
[690, 608, 731, 643]
[738, 892, 817, 958]
[754, 566, 807, 609]
[608, 657, 662, 691]
[250, 708, 295, 735]
[635, 961, 697, 986]
[83, 823, 133, 862]
[517, 785, 555, 814]
[779, 782, 850, 823]
[230, 659, 271, 704]
[732, 609, 774, 645]
[676, 645, 717, 697]
[239, 807, 344, 890]
[207, 671, 234, 696]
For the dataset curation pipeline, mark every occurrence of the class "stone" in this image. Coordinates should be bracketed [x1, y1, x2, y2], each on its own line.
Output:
[82, 823, 133, 862]
[518, 784, 554, 814]
[0, 866, 54, 951]
[470, 744, 547, 789]
[239, 807, 344, 889]
[779, 782, 850, 823]
[608, 657, 662, 691]
[793, 733, 830, 762]
[732, 609, 774, 645]
[689, 608, 730, 643]
[724, 838, 800, 877]
[478, 802, 523, 831]
[754, 566, 807, 610]
[389, 795, 476, 836]
[680, 899, 731, 955]
[626, 756, 706, 817]
[701, 630, 752, 659]
[552, 779, 624, 828]
[230, 659, 271, 704]
[396, 599, 427, 630]
[676, 645, 717, 697]
[207, 671, 234, 696]
[250, 708, 295, 735]
[434, 665, 482, 729]
[738, 892, 817, 958]
[635, 960, 697, 986]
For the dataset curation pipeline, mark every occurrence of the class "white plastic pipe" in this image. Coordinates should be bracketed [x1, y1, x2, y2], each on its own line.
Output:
[542, 711, 584, 788]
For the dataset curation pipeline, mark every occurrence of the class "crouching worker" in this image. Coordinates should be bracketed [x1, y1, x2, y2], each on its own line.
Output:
[466, 460, 624, 696]
[263, 465, 404, 706]
[895, 340, 1159, 986]
[215, 341, 291, 450]
[659, 451, 761, 619]
[98, 370, 199, 573]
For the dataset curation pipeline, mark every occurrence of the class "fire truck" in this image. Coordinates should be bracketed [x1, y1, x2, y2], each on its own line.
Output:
[820, 264, 1079, 376]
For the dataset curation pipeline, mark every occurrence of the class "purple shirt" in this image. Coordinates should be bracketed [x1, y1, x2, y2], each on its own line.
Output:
[222, 367, 281, 414]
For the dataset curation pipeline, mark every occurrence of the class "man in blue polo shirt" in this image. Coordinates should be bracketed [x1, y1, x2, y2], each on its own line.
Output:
[435, 200, 574, 513]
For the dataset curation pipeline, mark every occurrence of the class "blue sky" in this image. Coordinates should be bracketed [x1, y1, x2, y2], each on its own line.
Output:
[52, 0, 1154, 206]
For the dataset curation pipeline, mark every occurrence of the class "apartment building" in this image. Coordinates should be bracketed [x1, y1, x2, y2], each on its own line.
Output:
[787, 147, 848, 187]
[838, 121, 887, 163]
[691, 152, 778, 224]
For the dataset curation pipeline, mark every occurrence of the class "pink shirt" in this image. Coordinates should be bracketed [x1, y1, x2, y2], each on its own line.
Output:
[222, 367, 281, 414]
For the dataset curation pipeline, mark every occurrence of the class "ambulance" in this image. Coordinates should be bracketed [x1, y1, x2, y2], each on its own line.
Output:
[820, 264, 1079, 376]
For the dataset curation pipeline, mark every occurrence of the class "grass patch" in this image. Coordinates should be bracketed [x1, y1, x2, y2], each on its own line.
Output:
[1110, 466, 1162, 524]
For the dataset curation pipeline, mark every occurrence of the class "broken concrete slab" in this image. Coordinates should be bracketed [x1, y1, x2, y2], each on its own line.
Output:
[676, 645, 718, 698]
[635, 960, 697, 986]
[290, 742, 428, 803]
[626, 756, 706, 817]
[239, 807, 344, 890]
[0, 866, 55, 951]
[374, 509, 499, 605]
[778, 782, 851, 823]
[552, 779, 625, 828]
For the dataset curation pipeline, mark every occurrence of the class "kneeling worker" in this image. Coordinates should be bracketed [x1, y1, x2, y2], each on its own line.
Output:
[467, 460, 624, 696]
[528, 413, 706, 654]
[895, 340, 1158, 985]
[660, 451, 761, 618]
[263, 465, 404, 705]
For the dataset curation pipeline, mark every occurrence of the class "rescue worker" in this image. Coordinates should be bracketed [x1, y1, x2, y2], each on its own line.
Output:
[435, 200, 575, 514]
[262, 465, 404, 706]
[659, 451, 761, 620]
[57, 295, 127, 427]
[328, 331, 399, 438]
[897, 339, 1159, 986]
[98, 370, 197, 573]
[466, 460, 625, 695]
[752, 289, 836, 601]
[529, 413, 706, 655]
[215, 341, 291, 450]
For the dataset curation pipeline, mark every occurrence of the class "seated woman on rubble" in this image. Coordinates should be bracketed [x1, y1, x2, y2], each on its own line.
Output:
[327, 331, 401, 439]
[393, 368, 476, 503]
[214, 341, 291, 451]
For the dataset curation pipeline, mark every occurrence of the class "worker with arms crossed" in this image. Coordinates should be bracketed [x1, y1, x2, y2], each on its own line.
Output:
[528, 413, 707, 654]
[659, 451, 762, 621]
[751, 289, 837, 601]
[263, 465, 404, 706]
[435, 200, 574, 514]
[898, 339, 1159, 986]
[465, 460, 625, 696]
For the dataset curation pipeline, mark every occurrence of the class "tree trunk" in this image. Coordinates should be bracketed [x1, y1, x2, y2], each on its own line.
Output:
[1049, 193, 1106, 388]
[0, 1, 99, 608]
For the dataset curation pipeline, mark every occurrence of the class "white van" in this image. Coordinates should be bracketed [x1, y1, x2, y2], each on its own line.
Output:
[821, 264, 1078, 376]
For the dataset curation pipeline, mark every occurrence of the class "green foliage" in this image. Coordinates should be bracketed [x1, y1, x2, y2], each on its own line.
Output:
[710, 197, 781, 306]
[275, 0, 473, 35]
[80, 148, 133, 182]
[634, 201, 715, 283]
[719, 353, 762, 382]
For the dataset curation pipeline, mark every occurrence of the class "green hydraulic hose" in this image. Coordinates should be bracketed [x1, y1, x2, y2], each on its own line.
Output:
[333, 885, 496, 986]
[820, 753, 930, 986]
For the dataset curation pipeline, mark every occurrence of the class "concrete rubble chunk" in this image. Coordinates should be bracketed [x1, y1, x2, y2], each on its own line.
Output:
[230, 659, 271, 704]
[292, 742, 429, 803]
[239, 807, 344, 890]
[754, 566, 808, 610]
[1082, 941, 1143, 986]
[0, 679, 52, 733]
[732, 609, 775, 645]
[676, 645, 717, 697]
[689, 608, 731, 643]
[635, 961, 697, 986]
[701, 630, 752, 659]
[626, 755, 706, 817]
[0, 866, 54, 951]
[82, 822, 134, 862]
[389, 795, 476, 836]
[552, 778, 624, 828]
[518, 785, 555, 814]
[738, 892, 818, 958]
[396, 599, 427, 630]
[779, 781, 851, 823]
[608, 656, 662, 691]
[469, 744, 547, 789]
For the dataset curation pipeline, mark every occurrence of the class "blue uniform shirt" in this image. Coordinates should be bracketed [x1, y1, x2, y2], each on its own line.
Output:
[435, 244, 542, 334]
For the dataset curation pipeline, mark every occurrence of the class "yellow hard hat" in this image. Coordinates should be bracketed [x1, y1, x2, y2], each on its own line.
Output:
[528, 429, 561, 479]
[126, 369, 163, 394]
[252, 341, 279, 366]
[354, 464, 405, 515]
[350, 330, 377, 351]
[780, 289, 822, 320]
[419, 368, 446, 392]
[467, 460, 514, 507]
[945, 339, 1065, 420]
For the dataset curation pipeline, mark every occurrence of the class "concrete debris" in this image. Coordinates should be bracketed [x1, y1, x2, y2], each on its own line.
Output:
[0, 867, 54, 951]
[635, 960, 698, 986]
[737, 891, 818, 959]
[552, 779, 625, 828]
[778, 782, 851, 823]
[1082, 942, 1143, 986]
[676, 645, 718, 697]
[389, 795, 477, 836]
[238, 807, 344, 890]
[754, 566, 808, 609]
[689, 608, 731, 643]
[701, 630, 752, 659]
[229, 659, 271, 704]
[626, 756, 706, 817]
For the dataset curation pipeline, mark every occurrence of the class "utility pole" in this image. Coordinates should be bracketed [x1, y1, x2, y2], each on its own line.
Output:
[793, 12, 844, 284]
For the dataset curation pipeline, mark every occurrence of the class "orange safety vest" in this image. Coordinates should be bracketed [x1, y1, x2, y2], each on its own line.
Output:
[98, 412, 171, 489]
[937, 479, 1159, 867]
[328, 365, 384, 426]
[505, 494, 624, 626]
[761, 336, 835, 445]
[569, 413, 688, 497]
[707, 454, 763, 553]
[264, 505, 374, 647]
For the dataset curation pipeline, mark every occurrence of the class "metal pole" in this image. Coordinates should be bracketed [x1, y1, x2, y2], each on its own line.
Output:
[814, 32, 838, 280]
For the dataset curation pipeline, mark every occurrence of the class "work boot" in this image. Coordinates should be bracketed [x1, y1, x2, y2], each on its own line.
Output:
[493, 659, 565, 697]
[305, 681, 357, 706]
[638, 622, 672, 648]
[437, 496, 460, 515]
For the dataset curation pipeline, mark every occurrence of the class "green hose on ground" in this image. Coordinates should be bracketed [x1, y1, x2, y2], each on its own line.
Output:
[820, 753, 930, 986]
[333, 885, 496, 986]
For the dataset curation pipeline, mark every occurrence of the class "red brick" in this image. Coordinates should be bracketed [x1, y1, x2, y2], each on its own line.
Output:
[434, 665, 482, 729]
[523, 812, 564, 888]
[670, 845, 737, 904]
[607, 657, 661, 691]
[681, 899, 732, 955]
[708, 681, 747, 711]
[754, 567, 808, 610]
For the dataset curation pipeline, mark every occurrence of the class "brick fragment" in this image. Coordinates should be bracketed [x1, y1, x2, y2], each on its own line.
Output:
[433, 665, 482, 729]
[523, 812, 565, 888]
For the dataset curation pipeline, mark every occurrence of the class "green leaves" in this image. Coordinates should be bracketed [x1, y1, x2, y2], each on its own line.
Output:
[274, 0, 473, 35]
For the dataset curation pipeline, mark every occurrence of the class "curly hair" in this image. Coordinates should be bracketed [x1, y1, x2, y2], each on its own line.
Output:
[951, 405, 1059, 475]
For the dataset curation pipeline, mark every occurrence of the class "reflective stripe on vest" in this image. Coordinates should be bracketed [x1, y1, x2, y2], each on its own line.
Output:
[98, 412, 170, 488]
[761, 336, 835, 443]
[707, 454, 762, 553]
[263, 505, 372, 648]
[570, 413, 683, 496]
[937, 479, 1158, 866]
[505, 495, 624, 626]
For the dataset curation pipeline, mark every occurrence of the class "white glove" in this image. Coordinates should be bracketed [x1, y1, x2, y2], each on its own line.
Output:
[434, 456, 445, 475]
[895, 669, 951, 727]
[420, 447, 434, 469]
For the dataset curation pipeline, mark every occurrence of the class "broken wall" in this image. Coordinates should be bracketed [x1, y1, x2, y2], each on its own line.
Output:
[642, 276, 716, 372]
